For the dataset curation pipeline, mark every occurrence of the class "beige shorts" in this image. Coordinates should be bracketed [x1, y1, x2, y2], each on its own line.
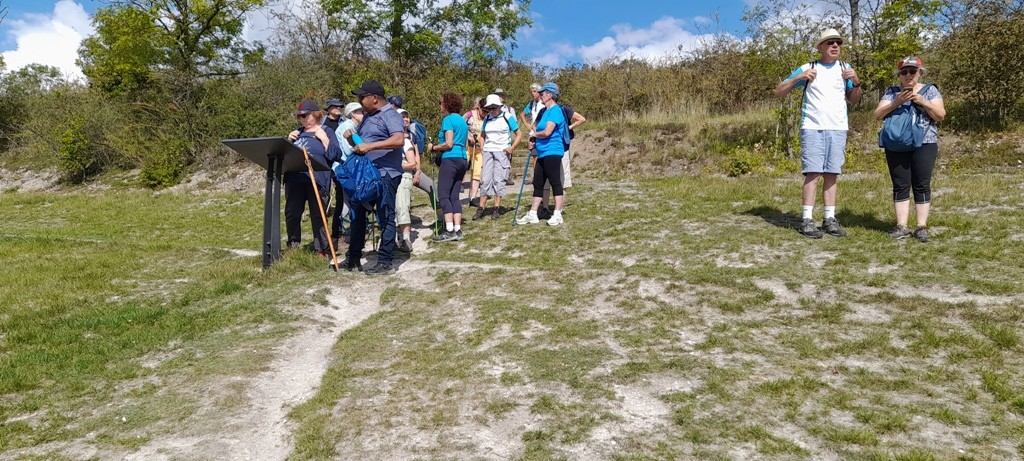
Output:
[396, 172, 414, 225]
[470, 148, 483, 181]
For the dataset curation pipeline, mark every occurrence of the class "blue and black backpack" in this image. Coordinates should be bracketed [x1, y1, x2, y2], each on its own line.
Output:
[333, 134, 383, 204]
[878, 84, 933, 152]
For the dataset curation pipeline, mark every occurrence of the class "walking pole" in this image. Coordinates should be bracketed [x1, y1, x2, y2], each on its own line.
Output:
[428, 136, 440, 236]
[302, 147, 339, 271]
[511, 148, 533, 226]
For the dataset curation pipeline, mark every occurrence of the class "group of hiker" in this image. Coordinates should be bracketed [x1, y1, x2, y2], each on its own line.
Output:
[284, 79, 586, 276]
[283, 26, 947, 277]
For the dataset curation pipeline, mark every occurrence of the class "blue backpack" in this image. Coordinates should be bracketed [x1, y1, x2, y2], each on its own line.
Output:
[878, 84, 933, 152]
[334, 139, 383, 204]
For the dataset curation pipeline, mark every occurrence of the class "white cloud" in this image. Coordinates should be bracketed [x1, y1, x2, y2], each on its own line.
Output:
[530, 15, 728, 67]
[1, 0, 94, 80]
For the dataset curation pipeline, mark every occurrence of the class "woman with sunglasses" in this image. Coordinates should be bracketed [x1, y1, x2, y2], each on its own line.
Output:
[873, 56, 946, 242]
[473, 94, 523, 220]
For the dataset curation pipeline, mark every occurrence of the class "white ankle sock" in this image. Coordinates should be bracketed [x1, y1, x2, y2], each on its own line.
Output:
[824, 206, 836, 219]
[802, 206, 814, 220]
[446, 222, 454, 232]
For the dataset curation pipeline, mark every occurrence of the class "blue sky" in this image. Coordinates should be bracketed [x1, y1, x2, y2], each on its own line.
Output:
[0, 0, 752, 79]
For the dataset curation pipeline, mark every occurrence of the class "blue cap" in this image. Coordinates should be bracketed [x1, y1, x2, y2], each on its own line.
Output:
[387, 95, 404, 107]
[295, 99, 319, 115]
[539, 82, 559, 97]
[325, 98, 343, 109]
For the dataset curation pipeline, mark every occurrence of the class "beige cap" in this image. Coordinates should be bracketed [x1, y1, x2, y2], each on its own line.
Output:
[816, 28, 843, 46]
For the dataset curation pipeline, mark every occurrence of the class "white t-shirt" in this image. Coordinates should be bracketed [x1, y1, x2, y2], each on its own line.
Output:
[481, 113, 520, 152]
[787, 61, 854, 131]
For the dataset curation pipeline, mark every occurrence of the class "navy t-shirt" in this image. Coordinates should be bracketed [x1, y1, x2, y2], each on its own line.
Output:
[287, 130, 336, 186]
[357, 104, 405, 178]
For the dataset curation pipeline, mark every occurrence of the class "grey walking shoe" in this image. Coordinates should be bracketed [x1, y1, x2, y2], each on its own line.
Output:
[821, 217, 847, 237]
[887, 225, 911, 239]
[798, 218, 823, 239]
[912, 226, 930, 243]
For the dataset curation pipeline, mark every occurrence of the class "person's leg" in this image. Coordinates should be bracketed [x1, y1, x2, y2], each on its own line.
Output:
[346, 201, 367, 265]
[375, 175, 400, 266]
[470, 148, 482, 204]
[821, 174, 838, 207]
[284, 181, 306, 248]
[452, 159, 468, 229]
[396, 173, 413, 245]
[802, 174, 821, 207]
[475, 152, 495, 219]
[331, 180, 345, 239]
[531, 156, 548, 212]
[885, 149, 913, 228]
[308, 180, 331, 253]
[560, 150, 571, 205]
[910, 144, 938, 227]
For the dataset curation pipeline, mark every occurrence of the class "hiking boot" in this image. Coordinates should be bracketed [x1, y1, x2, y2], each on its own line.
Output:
[432, 231, 455, 242]
[888, 225, 911, 239]
[912, 226, 930, 243]
[537, 207, 553, 220]
[471, 208, 486, 221]
[798, 218, 823, 239]
[364, 263, 396, 276]
[491, 207, 502, 220]
[452, 230, 464, 241]
[821, 217, 847, 237]
[395, 239, 412, 253]
[547, 214, 564, 226]
[338, 259, 362, 272]
[516, 214, 540, 225]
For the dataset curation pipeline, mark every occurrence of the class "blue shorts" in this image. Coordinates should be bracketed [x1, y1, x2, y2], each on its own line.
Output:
[800, 129, 847, 174]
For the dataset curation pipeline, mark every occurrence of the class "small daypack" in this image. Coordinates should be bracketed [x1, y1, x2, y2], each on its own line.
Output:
[409, 119, 427, 158]
[878, 84, 933, 152]
[334, 152, 383, 204]
[534, 106, 572, 151]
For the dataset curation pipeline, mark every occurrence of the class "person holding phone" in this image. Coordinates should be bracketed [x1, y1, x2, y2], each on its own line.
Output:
[873, 56, 946, 242]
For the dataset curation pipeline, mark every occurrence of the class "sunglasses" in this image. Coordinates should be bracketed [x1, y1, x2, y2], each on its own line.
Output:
[899, 68, 918, 76]
[824, 39, 842, 46]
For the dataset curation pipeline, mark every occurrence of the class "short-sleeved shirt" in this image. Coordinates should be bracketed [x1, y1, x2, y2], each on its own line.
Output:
[481, 112, 520, 151]
[335, 118, 358, 162]
[438, 113, 469, 160]
[357, 104, 405, 178]
[534, 104, 566, 158]
[786, 60, 855, 131]
[880, 85, 942, 144]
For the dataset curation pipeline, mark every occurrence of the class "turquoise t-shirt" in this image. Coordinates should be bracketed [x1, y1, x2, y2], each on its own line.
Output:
[535, 104, 567, 158]
[438, 113, 469, 160]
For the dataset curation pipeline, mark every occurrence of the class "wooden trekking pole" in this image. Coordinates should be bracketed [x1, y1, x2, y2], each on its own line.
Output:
[302, 147, 340, 271]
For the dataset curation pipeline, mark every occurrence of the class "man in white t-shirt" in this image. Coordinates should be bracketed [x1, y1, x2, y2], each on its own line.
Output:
[774, 28, 862, 239]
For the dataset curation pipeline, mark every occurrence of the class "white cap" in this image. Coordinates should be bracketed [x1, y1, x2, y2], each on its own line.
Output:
[343, 102, 363, 116]
[483, 94, 503, 109]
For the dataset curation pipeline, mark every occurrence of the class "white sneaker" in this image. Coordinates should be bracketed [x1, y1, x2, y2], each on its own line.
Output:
[516, 214, 540, 225]
[547, 214, 564, 226]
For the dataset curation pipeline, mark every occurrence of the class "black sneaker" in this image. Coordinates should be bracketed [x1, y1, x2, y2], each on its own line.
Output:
[798, 218, 823, 239]
[338, 259, 362, 272]
[537, 207, 552, 220]
[912, 226, 930, 243]
[821, 217, 847, 237]
[450, 230, 464, 241]
[471, 208, 486, 220]
[432, 231, 455, 242]
[395, 239, 412, 253]
[888, 225, 911, 239]
[364, 263, 395, 276]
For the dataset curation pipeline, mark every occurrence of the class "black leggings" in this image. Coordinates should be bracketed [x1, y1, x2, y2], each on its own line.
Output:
[437, 157, 468, 215]
[532, 155, 563, 198]
[885, 143, 938, 203]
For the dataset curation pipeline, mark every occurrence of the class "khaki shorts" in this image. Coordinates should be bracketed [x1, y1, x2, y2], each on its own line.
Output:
[470, 147, 483, 181]
[396, 172, 414, 226]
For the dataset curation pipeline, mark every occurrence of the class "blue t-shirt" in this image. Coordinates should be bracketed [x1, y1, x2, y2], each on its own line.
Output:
[357, 104, 405, 178]
[534, 104, 566, 158]
[438, 113, 469, 160]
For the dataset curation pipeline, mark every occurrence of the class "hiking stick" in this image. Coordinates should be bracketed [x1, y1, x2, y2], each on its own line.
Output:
[302, 147, 339, 271]
[428, 136, 440, 236]
[511, 148, 533, 226]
